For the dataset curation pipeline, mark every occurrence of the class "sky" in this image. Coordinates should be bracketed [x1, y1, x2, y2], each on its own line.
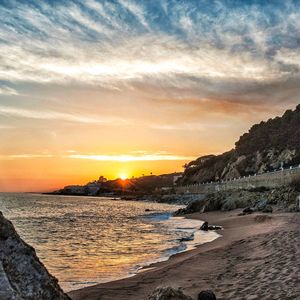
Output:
[0, 0, 300, 192]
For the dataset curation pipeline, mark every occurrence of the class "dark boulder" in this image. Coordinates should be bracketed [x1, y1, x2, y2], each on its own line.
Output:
[198, 290, 217, 300]
[200, 222, 222, 231]
[243, 207, 254, 214]
[181, 199, 206, 215]
[0, 212, 70, 300]
[200, 221, 209, 231]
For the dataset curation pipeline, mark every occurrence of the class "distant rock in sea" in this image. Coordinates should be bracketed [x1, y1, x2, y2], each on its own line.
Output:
[0, 211, 70, 300]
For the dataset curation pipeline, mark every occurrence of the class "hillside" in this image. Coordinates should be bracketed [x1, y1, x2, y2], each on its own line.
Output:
[179, 104, 300, 185]
[53, 173, 181, 196]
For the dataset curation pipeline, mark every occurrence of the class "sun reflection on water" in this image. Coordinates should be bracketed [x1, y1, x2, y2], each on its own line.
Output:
[0, 193, 185, 291]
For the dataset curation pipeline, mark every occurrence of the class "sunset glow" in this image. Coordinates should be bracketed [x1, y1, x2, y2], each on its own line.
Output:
[1, 0, 300, 192]
[119, 174, 128, 181]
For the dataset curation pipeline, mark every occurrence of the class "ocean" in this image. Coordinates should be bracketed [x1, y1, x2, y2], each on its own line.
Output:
[0, 193, 219, 292]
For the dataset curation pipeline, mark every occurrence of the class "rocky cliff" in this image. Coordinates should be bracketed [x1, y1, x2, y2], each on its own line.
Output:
[0, 212, 70, 300]
[179, 105, 300, 185]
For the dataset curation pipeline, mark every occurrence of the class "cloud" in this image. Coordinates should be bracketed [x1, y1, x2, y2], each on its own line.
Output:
[1, 154, 54, 159]
[0, 0, 300, 108]
[0, 152, 195, 162]
[118, 0, 150, 30]
[0, 105, 127, 124]
[0, 86, 18, 95]
[150, 120, 234, 131]
[67, 153, 195, 162]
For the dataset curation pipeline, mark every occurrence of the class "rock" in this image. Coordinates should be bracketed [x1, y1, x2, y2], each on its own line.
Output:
[198, 290, 217, 300]
[179, 234, 194, 242]
[200, 222, 222, 231]
[207, 225, 222, 230]
[243, 207, 254, 214]
[174, 208, 186, 216]
[256, 199, 268, 211]
[174, 199, 206, 215]
[221, 198, 237, 211]
[0, 212, 70, 300]
[287, 204, 298, 212]
[175, 186, 299, 216]
[200, 221, 209, 231]
[145, 209, 151, 212]
[148, 287, 192, 300]
[297, 195, 300, 210]
[262, 205, 273, 213]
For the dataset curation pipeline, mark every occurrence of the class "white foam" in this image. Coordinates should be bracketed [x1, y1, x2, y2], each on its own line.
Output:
[136, 215, 221, 274]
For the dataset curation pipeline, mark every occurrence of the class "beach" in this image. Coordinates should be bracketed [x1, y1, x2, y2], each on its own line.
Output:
[1, 193, 203, 292]
[69, 210, 300, 300]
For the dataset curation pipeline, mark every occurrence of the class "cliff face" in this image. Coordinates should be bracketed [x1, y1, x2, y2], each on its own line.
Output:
[180, 105, 300, 185]
[0, 212, 70, 300]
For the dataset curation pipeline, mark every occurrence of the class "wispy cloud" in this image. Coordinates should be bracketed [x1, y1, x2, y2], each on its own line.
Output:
[68, 153, 195, 162]
[1, 0, 300, 106]
[1, 154, 54, 159]
[0, 105, 127, 124]
[0, 152, 195, 162]
[0, 86, 18, 95]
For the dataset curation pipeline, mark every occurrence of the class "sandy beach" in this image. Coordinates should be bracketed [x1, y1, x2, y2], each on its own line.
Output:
[69, 210, 300, 300]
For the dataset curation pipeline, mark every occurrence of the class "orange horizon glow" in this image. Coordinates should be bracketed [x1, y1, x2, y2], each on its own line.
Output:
[0, 103, 294, 193]
[1, 1, 299, 193]
[0, 155, 193, 192]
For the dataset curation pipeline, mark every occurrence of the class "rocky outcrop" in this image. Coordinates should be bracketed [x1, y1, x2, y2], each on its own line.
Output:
[179, 105, 300, 185]
[0, 212, 70, 300]
[148, 287, 192, 300]
[175, 186, 299, 215]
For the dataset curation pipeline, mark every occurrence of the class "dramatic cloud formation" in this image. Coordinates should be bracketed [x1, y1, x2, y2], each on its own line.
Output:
[1, 1, 300, 98]
[1, 1, 300, 109]
[1, 0, 300, 191]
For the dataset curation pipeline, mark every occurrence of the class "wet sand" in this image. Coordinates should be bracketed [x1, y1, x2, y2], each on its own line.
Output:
[69, 210, 300, 300]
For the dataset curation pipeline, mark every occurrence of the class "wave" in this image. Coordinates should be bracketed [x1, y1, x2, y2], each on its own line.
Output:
[134, 214, 220, 275]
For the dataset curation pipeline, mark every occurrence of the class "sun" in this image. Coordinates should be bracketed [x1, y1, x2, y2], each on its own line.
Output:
[119, 174, 128, 180]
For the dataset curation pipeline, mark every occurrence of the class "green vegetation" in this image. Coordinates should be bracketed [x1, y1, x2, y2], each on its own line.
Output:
[180, 105, 300, 185]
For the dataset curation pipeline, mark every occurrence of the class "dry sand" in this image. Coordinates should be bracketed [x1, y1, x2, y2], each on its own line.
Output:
[69, 210, 300, 300]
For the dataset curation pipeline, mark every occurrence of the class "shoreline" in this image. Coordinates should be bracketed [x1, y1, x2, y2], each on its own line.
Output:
[65, 212, 219, 292]
[134, 214, 220, 271]
[69, 210, 297, 300]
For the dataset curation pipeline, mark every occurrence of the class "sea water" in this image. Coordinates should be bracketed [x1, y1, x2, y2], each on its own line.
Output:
[0, 193, 219, 292]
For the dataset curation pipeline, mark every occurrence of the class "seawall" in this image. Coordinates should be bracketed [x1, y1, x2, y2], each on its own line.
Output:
[176, 166, 300, 194]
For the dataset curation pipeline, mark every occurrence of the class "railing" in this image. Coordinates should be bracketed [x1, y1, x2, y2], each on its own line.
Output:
[179, 164, 300, 189]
